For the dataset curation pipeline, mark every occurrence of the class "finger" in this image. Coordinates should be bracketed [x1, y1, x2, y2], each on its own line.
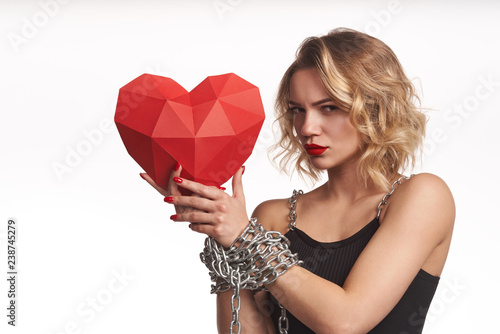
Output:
[174, 191, 208, 215]
[189, 222, 215, 236]
[170, 211, 216, 224]
[168, 162, 183, 196]
[164, 195, 216, 212]
[232, 166, 245, 200]
[175, 205, 203, 215]
[140, 172, 169, 197]
[172, 177, 223, 200]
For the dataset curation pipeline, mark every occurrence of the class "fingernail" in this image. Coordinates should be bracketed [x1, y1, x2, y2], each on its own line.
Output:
[218, 186, 226, 191]
[173, 177, 182, 183]
[242, 166, 245, 175]
[174, 162, 180, 171]
[164, 196, 174, 203]
[140, 173, 145, 180]
[170, 214, 177, 220]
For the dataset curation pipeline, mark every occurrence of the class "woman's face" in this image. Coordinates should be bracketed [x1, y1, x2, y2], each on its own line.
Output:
[290, 68, 362, 171]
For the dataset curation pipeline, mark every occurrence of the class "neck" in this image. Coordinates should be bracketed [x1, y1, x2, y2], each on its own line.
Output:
[321, 162, 383, 203]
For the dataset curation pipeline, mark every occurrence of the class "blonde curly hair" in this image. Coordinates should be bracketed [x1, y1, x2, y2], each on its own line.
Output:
[270, 28, 427, 191]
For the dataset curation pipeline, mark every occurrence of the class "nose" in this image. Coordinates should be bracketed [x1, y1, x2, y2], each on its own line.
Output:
[299, 110, 322, 137]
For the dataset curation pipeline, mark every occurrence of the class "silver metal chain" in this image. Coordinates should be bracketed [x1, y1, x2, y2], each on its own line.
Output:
[288, 189, 303, 230]
[277, 189, 304, 333]
[376, 174, 414, 218]
[230, 271, 241, 334]
[278, 303, 290, 334]
[200, 218, 302, 334]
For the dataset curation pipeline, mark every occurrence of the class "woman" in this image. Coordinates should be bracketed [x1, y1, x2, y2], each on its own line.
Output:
[141, 28, 455, 333]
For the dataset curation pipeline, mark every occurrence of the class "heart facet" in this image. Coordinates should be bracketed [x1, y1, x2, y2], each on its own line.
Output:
[115, 73, 265, 190]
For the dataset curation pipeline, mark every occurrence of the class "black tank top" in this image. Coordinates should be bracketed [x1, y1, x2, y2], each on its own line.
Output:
[270, 191, 440, 333]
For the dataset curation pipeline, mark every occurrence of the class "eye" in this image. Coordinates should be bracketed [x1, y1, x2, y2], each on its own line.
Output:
[321, 105, 339, 113]
[288, 106, 305, 114]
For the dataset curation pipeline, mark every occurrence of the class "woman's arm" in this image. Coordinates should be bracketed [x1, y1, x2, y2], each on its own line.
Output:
[166, 170, 454, 334]
[212, 182, 278, 334]
[142, 166, 275, 333]
[216, 290, 274, 334]
[260, 173, 455, 333]
[214, 198, 295, 334]
[216, 198, 292, 334]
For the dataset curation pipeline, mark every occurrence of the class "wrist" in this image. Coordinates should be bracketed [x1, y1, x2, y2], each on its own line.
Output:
[200, 218, 302, 292]
[200, 218, 302, 334]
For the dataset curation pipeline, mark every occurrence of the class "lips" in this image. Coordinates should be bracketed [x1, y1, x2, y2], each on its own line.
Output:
[304, 143, 327, 156]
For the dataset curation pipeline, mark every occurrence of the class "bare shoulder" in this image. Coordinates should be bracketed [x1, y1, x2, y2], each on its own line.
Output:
[395, 173, 455, 207]
[251, 198, 290, 234]
[382, 173, 456, 239]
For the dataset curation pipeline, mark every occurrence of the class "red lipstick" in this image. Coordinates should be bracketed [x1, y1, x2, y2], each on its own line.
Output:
[304, 143, 327, 156]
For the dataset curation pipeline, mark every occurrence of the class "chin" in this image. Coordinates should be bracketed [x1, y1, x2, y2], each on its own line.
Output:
[309, 155, 354, 171]
[308, 157, 332, 170]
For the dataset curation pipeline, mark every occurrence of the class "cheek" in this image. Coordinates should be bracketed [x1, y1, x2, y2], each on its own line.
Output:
[327, 115, 360, 146]
[325, 113, 351, 134]
[343, 120, 359, 141]
[344, 123, 362, 149]
[293, 115, 305, 138]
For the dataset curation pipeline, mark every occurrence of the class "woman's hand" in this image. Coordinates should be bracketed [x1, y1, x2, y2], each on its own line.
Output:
[169, 165, 249, 248]
[140, 162, 199, 216]
[141, 164, 249, 248]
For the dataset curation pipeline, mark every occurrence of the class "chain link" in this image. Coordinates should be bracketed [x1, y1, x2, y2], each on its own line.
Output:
[200, 218, 302, 334]
[276, 189, 304, 333]
[230, 271, 241, 334]
[288, 189, 303, 230]
[376, 174, 414, 218]
[278, 302, 289, 334]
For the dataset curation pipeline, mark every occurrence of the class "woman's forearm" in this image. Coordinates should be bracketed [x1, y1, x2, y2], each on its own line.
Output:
[217, 290, 274, 334]
[266, 266, 353, 334]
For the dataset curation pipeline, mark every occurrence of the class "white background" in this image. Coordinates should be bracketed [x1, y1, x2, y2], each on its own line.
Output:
[1, 0, 499, 333]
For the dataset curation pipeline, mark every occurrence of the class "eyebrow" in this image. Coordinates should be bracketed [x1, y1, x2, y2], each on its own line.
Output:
[288, 98, 333, 107]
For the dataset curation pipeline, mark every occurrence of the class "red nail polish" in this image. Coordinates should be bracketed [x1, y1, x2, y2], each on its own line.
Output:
[170, 214, 177, 220]
[242, 166, 245, 175]
[174, 162, 180, 171]
[140, 173, 145, 180]
[218, 186, 226, 191]
[164, 196, 174, 203]
[173, 177, 182, 183]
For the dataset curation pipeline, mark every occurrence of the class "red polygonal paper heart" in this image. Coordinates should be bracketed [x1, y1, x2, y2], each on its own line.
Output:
[114, 73, 265, 190]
